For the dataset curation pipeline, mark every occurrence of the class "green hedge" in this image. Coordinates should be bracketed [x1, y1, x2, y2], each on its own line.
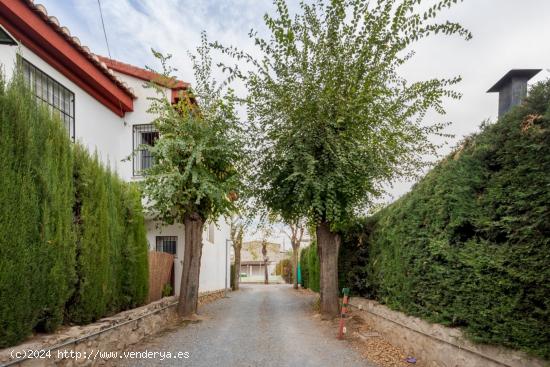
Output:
[300, 247, 309, 288]
[339, 80, 550, 359]
[0, 76, 148, 347]
[0, 77, 75, 345]
[68, 146, 148, 323]
[300, 241, 320, 292]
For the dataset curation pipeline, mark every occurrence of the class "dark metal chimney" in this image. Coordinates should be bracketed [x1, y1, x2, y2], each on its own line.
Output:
[487, 69, 541, 118]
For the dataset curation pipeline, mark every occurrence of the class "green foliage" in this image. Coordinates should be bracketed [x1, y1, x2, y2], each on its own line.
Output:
[275, 258, 293, 284]
[162, 283, 173, 298]
[338, 217, 372, 295]
[142, 33, 243, 224]
[299, 241, 320, 292]
[0, 76, 74, 345]
[230, 264, 236, 290]
[68, 146, 148, 324]
[339, 80, 550, 359]
[0, 75, 148, 346]
[121, 184, 149, 308]
[307, 241, 320, 292]
[300, 247, 309, 288]
[217, 0, 470, 226]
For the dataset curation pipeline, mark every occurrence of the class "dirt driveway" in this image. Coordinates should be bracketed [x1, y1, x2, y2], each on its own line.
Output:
[112, 284, 376, 367]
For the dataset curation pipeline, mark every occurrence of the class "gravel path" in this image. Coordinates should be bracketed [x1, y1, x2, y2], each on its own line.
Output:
[114, 284, 375, 367]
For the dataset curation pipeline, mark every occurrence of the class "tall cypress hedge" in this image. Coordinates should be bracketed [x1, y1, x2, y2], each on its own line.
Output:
[300, 247, 309, 289]
[0, 77, 74, 346]
[0, 75, 148, 347]
[339, 80, 550, 359]
[299, 241, 320, 292]
[68, 146, 148, 323]
[307, 241, 320, 293]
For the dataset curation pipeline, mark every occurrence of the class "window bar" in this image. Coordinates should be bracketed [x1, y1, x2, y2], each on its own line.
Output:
[19, 58, 75, 141]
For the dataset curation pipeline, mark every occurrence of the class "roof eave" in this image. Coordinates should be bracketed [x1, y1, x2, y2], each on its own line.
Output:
[0, 0, 135, 116]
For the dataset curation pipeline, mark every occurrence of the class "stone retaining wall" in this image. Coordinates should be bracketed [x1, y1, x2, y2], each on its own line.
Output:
[0, 289, 226, 367]
[349, 297, 547, 367]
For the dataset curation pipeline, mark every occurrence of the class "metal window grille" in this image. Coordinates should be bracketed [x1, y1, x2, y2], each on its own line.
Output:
[156, 236, 177, 255]
[133, 124, 159, 176]
[20, 58, 75, 140]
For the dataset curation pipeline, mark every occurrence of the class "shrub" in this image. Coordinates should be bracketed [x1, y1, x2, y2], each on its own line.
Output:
[338, 218, 372, 296]
[340, 80, 550, 359]
[300, 247, 309, 288]
[0, 74, 149, 346]
[0, 77, 74, 346]
[307, 241, 320, 292]
[68, 146, 148, 323]
[299, 242, 320, 292]
[162, 283, 173, 298]
[275, 258, 293, 284]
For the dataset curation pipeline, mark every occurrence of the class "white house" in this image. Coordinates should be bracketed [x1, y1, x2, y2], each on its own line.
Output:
[0, 0, 230, 296]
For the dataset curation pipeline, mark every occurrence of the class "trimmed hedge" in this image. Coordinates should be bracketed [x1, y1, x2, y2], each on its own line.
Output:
[300, 241, 320, 292]
[300, 247, 309, 288]
[339, 80, 550, 359]
[68, 146, 148, 323]
[0, 76, 148, 347]
[0, 77, 75, 345]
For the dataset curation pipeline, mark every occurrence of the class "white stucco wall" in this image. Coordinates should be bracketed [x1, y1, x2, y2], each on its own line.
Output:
[0, 34, 230, 296]
[109, 70, 171, 181]
[145, 218, 231, 295]
[200, 218, 231, 293]
[0, 41, 18, 81]
[0, 41, 127, 175]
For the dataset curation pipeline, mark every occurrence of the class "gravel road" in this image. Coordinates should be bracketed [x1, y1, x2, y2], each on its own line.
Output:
[114, 284, 375, 367]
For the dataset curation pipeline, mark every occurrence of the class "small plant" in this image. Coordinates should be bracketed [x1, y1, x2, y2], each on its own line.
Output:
[161, 283, 173, 298]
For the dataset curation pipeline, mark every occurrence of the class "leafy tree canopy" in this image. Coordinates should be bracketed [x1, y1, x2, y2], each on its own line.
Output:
[143, 33, 244, 223]
[216, 0, 471, 226]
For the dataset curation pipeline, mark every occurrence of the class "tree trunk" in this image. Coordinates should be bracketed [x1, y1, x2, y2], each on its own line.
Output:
[264, 257, 269, 284]
[316, 221, 340, 318]
[177, 212, 204, 317]
[233, 246, 241, 290]
[292, 247, 299, 289]
[262, 240, 269, 284]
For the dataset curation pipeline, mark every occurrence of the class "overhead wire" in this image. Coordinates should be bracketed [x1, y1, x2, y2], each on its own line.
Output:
[97, 0, 125, 117]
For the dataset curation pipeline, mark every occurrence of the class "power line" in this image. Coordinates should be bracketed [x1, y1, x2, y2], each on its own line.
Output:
[96, 0, 124, 117]
[97, 0, 112, 59]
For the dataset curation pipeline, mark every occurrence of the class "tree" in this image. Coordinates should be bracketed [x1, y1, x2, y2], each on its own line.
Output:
[256, 225, 273, 284]
[283, 219, 305, 289]
[143, 34, 243, 317]
[217, 0, 471, 317]
[261, 239, 269, 284]
[230, 217, 245, 290]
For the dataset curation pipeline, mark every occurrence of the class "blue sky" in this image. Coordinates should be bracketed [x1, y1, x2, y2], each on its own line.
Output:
[40, 0, 550, 207]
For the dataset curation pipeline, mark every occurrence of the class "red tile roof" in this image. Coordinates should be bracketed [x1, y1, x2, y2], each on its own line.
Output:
[0, 0, 135, 116]
[97, 55, 190, 91]
[22, 0, 136, 99]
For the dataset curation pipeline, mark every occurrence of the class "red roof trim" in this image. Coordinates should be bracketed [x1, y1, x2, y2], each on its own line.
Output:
[97, 55, 190, 89]
[98, 55, 191, 104]
[0, 1, 134, 117]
